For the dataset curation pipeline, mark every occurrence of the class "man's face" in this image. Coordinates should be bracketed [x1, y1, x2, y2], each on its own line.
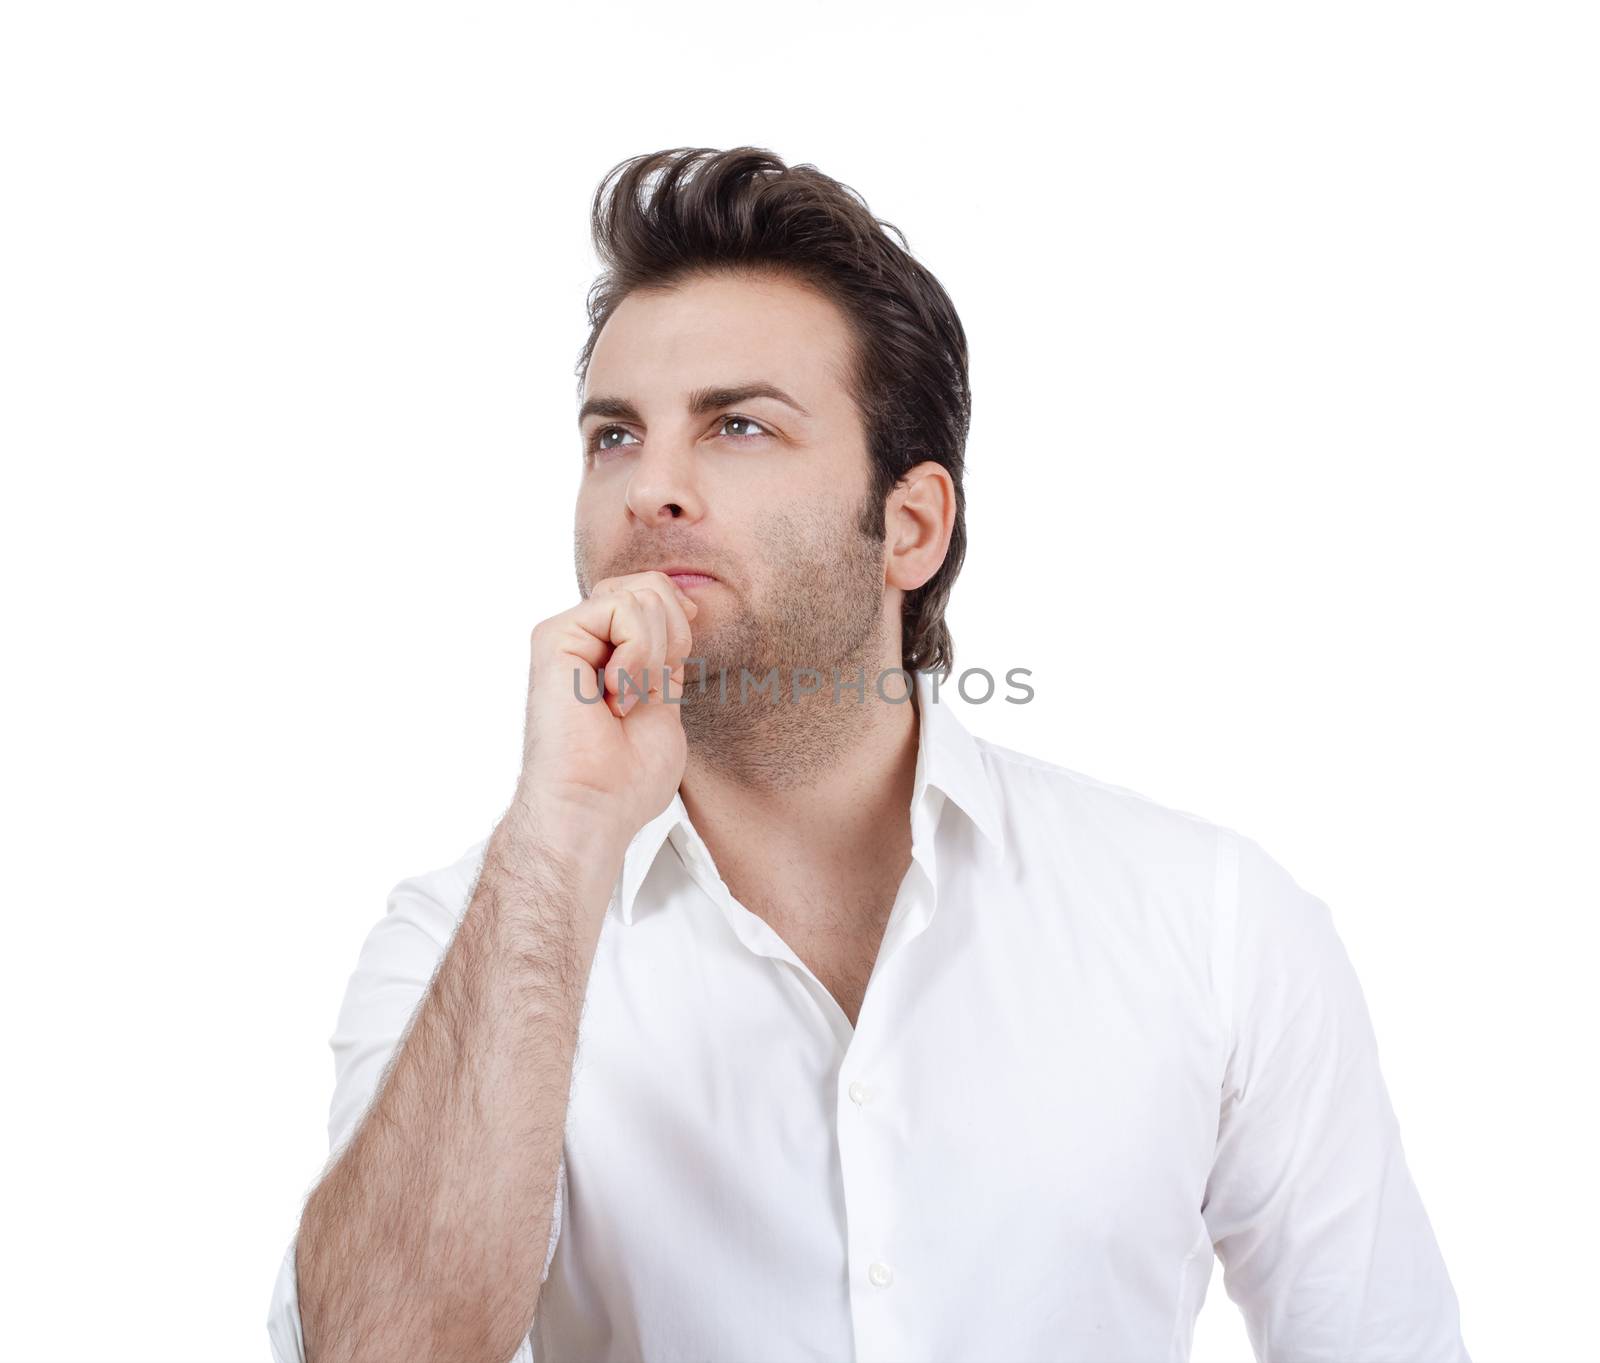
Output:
[575, 270, 890, 703]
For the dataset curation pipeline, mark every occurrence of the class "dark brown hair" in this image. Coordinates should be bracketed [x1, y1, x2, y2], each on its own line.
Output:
[576, 146, 972, 674]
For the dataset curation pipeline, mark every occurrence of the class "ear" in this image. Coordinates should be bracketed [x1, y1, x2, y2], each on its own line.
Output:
[883, 461, 956, 592]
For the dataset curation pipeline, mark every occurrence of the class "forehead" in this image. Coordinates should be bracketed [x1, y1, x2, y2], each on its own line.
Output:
[584, 270, 855, 409]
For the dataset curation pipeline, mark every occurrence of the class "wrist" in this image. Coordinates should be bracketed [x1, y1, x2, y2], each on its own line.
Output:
[498, 790, 631, 892]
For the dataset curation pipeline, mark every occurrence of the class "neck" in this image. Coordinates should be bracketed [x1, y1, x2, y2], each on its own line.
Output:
[678, 660, 922, 873]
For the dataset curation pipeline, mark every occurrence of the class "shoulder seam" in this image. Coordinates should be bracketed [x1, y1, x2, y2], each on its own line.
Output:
[973, 737, 1233, 836]
[1211, 827, 1241, 1070]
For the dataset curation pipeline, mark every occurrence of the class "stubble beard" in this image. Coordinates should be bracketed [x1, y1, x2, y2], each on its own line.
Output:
[576, 494, 893, 790]
[677, 499, 889, 788]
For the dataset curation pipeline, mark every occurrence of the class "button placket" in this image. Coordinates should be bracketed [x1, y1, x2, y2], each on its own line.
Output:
[839, 1014, 907, 1361]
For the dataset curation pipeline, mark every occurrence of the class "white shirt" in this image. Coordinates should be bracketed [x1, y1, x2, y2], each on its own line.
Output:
[268, 667, 1468, 1363]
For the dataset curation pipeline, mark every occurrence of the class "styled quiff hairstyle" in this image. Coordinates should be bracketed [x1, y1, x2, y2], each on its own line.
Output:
[575, 146, 972, 674]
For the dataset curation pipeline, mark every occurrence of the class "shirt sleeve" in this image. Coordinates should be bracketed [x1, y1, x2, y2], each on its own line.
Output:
[1202, 831, 1469, 1362]
[265, 839, 563, 1363]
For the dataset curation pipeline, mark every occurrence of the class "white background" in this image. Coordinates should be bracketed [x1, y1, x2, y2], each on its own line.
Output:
[2, 4, 1595, 1361]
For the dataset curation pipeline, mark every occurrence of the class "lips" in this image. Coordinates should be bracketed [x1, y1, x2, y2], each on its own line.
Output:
[664, 571, 716, 591]
[654, 565, 718, 590]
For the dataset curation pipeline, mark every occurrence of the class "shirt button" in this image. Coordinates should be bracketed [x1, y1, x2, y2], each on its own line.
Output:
[848, 1080, 871, 1105]
[868, 1261, 894, 1288]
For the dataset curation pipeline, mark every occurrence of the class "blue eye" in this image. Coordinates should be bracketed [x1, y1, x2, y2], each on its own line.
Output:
[585, 414, 772, 461]
[589, 426, 640, 454]
[720, 415, 771, 440]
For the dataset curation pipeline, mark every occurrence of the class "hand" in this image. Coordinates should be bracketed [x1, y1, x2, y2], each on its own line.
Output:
[512, 570, 699, 857]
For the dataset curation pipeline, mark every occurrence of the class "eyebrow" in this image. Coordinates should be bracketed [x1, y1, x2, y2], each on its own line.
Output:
[578, 382, 812, 427]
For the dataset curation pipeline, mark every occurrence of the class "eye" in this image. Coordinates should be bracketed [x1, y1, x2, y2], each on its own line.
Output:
[586, 425, 640, 457]
[719, 414, 771, 441]
[585, 414, 772, 462]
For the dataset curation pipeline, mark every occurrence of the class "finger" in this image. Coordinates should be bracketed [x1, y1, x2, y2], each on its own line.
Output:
[591, 569, 699, 614]
[592, 571, 698, 643]
[649, 586, 694, 687]
[632, 574, 695, 689]
[594, 575, 694, 700]
[604, 602, 654, 707]
[542, 575, 695, 711]
[632, 589, 668, 696]
[609, 594, 669, 712]
[550, 588, 650, 711]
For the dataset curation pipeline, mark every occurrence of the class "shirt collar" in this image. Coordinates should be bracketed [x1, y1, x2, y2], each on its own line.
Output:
[610, 667, 1005, 926]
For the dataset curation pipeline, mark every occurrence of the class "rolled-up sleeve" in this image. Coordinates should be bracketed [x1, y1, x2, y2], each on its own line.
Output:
[266, 838, 562, 1363]
[1203, 832, 1469, 1361]
[266, 1236, 306, 1363]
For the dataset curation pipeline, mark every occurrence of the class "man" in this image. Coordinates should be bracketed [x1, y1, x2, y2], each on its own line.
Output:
[268, 146, 1469, 1363]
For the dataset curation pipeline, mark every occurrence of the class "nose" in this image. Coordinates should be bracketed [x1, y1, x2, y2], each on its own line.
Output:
[624, 436, 705, 526]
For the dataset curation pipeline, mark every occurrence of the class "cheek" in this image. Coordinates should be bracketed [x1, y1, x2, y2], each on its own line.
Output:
[574, 476, 607, 519]
[571, 505, 614, 582]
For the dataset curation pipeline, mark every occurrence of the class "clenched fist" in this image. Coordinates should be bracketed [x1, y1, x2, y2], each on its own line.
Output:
[513, 571, 699, 861]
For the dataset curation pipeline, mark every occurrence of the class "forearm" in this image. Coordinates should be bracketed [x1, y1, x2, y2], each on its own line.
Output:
[296, 807, 621, 1363]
